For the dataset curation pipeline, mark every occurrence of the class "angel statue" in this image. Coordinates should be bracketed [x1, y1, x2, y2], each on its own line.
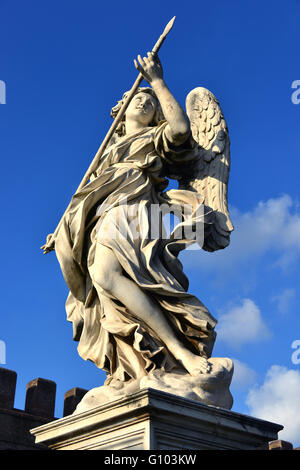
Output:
[42, 47, 234, 411]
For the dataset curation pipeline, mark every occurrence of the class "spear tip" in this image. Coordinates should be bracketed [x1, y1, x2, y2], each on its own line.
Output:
[163, 16, 176, 36]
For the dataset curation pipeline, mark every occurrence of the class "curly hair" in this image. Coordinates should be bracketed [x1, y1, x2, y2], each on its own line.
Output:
[110, 87, 165, 138]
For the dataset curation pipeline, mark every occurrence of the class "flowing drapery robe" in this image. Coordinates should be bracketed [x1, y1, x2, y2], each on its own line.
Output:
[54, 121, 217, 383]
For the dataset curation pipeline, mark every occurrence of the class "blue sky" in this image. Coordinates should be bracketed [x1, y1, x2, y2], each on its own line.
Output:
[1, 0, 300, 446]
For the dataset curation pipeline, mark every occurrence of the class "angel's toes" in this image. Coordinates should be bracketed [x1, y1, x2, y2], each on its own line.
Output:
[200, 358, 211, 374]
[190, 360, 210, 376]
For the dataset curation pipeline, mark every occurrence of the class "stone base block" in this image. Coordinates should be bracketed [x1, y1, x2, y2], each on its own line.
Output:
[30, 388, 283, 450]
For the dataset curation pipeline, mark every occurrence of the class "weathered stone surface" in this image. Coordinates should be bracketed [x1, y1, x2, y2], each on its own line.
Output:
[31, 388, 283, 450]
[74, 357, 233, 414]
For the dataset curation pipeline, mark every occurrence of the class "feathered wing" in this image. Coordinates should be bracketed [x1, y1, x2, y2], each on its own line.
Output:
[180, 87, 234, 251]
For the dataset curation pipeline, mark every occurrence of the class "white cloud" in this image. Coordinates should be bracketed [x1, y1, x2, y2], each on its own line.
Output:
[246, 365, 300, 446]
[271, 288, 296, 314]
[181, 194, 300, 272]
[231, 359, 257, 390]
[230, 194, 300, 258]
[216, 298, 270, 348]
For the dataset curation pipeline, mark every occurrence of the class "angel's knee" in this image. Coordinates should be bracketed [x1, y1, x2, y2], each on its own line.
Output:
[90, 244, 122, 294]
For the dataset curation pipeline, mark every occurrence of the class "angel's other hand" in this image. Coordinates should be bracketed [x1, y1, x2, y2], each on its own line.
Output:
[134, 52, 163, 84]
[40, 233, 55, 254]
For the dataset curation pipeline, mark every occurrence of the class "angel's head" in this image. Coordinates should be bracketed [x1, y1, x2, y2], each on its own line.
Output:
[111, 87, 164, 137]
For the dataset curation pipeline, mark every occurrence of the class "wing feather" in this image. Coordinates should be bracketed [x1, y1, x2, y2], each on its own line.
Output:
[181, 87, 234, 250]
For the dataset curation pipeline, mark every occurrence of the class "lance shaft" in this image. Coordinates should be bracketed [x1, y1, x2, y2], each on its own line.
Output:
[43, 16, 175, 253]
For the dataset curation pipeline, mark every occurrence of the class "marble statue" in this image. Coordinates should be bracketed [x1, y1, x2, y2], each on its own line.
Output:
[42, 24, 234, 412]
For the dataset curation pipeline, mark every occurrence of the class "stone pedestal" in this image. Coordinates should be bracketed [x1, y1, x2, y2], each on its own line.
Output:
[30, 388, 283, 450]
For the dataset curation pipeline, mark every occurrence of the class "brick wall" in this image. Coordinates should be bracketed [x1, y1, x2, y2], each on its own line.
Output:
[0, 367, 87, 450]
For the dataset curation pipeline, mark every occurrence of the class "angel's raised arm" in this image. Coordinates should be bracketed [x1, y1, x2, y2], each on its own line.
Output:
[134, 53, 190, 145]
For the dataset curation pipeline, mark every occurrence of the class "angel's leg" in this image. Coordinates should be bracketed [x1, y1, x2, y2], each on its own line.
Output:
[90, 242, 210, 375]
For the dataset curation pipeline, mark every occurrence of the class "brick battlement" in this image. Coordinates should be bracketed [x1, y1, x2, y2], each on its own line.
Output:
[0, 367, 87, 450]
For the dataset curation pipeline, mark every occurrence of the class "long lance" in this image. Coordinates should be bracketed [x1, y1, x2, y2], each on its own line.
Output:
[42, 16, 176, 254]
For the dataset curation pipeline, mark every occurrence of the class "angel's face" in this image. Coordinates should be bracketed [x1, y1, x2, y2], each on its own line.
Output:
[125, 92, 156, 126]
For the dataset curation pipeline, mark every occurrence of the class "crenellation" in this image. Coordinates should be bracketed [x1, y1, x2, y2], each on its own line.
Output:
[25, 377, 56, 419]
[63, 387, 88, 417]
[0, 366, 87, 449]
[0, 367, 17, 409]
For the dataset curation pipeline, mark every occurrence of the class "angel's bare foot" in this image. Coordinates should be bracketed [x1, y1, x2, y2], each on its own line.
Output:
[189, 357, 211, 375]
[179, 351, 211, 375]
